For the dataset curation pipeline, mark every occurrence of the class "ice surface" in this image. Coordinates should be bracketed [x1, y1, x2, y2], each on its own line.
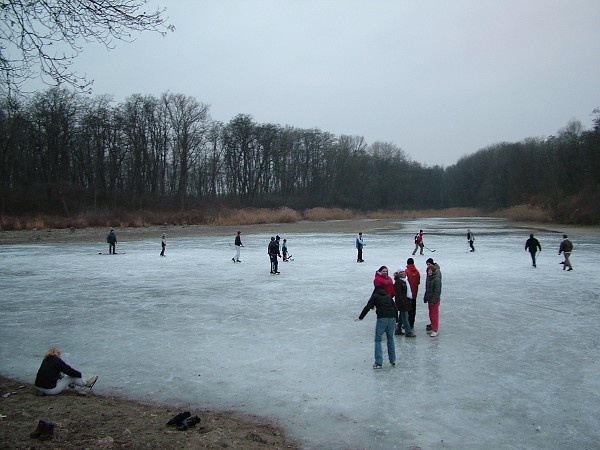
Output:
[1, 217, 599, 449]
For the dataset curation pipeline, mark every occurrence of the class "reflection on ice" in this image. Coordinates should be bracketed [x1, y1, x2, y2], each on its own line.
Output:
[1, 217, 599, 448]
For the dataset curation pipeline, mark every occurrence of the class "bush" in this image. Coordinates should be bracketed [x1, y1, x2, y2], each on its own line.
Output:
[302, 208, 355, 221]
[499, 205, 553, 222]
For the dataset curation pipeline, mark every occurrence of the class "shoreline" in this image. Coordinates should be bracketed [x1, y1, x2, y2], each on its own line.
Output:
[1, 217, 599, 246]
[0, 375, 299, 449]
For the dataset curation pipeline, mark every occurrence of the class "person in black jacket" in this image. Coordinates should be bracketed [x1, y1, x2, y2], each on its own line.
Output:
[524, 233, 541, 267]
[356, 274, 398, 369]
[160, 233, 166, 257]
[268, 236, 281, 274]
[232, 230, 243, 262]
[394, 270, 416, 337]
[34, 348, 98, 395]
[106, 228, 117, 254]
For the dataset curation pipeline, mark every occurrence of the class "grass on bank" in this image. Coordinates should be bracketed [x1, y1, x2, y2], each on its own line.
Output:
[0, 205, 552, 232]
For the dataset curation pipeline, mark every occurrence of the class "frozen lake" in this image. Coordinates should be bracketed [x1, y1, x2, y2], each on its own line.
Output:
[1, 217, 599, 449]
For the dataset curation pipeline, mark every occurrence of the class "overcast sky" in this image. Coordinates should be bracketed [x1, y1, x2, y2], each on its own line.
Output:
[43, 0, 600, 166]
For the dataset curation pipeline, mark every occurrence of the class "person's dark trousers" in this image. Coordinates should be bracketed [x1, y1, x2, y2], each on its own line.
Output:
[109, 243, 116, 254]
[357, 248, 362, 262]
[469, 241, 475, 252]
[408, 298, 416, 328]
[529, 251, 537, 266]
[270, 255, 278, 273]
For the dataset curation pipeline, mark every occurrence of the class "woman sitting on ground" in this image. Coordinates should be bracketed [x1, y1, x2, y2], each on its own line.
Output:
[34, 347, 98, 395]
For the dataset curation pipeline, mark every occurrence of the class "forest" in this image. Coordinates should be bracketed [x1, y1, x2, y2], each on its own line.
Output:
[1, 88, 599, 225]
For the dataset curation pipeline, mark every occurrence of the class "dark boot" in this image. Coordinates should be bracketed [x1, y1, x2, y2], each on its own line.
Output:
[29, 420, 46, 438]
[39, 421, 55, 441]
[177, 415, 201, 430]
[166, 411, 191, 426]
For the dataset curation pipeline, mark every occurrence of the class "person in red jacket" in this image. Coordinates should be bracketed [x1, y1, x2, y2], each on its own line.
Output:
[405, 258, 421, 330]
[34, 348, 98, 395]
[412, 230, 424, 255]
[373, 266, 395, 298]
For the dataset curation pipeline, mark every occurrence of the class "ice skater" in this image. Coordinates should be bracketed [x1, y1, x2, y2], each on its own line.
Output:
[405, 258, 421, 331]
[160, 233, 166, 257]
[412, 230, 424, 255]
[467, 228, 475, 252]
[524, 233, 541, 267]
[373, 265, 395, 298]
[268, 235, 281, 274]
[424, 259, 442, 337]
[34, 347, 98, 396]
[558, 234, 573, 271]
[282, 238, 289, 261]
[394, 270, 416, 337]
[106, 228, 117, 254]
[356, 232, 365, 262]
[355, 268, 398, 369]
[232, 231, 244, 262]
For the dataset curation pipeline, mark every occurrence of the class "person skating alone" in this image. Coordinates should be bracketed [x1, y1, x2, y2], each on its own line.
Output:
[160, 233, 166, 257]
[405, 258, 421, 331]
[394, 270, 416, 337]
[106, 228, 117, 254]
[34, 347, 98, 396]
[558, 234, 573, 271]
[232, 231, 244, 262]
[424, 259, 442, 337]
[412, 230, 424, 256]
[355, 267, 398, 369]
[467, 228, 475, 252]
[356, 232, 365, 262]
[524, 233, 541, 267]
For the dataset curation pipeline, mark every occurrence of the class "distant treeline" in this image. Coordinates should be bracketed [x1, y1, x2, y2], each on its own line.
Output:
[1, 88, 598, 224]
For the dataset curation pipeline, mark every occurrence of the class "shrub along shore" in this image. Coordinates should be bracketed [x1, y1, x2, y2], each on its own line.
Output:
[0, 204, 561, 233]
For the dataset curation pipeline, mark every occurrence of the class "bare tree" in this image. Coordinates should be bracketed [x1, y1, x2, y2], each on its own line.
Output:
[0, 0, 173, 97]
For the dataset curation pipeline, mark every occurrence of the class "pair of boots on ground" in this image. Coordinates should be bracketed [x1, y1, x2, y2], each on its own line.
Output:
[166, 411, 201, 430]
[30, 420, 54, 440]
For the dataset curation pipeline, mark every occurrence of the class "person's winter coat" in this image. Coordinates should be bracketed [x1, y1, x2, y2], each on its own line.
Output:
[424, 265, 442, 305]
[106, 231, 117, 244]
[405, 264, 421, 299]
[394, 276, 412, 312]
[373, 271, 395, 298]
[34, 355, 82, 389]
[359, 285, 398, 320]
[525, 237, 541, 253]
[559, 238, 573, 254]
[268, 240, 280, 256]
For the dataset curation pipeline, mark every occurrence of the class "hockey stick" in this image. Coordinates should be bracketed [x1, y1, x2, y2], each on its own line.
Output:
[423, 245, 436, 252]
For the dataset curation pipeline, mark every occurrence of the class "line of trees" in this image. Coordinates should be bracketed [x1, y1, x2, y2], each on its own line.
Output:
[1, 88, 599, 223]
[444, 115, 600, 223]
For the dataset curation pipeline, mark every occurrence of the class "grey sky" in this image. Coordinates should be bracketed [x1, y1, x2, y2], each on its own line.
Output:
[41, 1, 600, 166]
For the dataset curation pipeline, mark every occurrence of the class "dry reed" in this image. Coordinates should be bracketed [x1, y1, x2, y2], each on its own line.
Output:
[498, 204, 553, 222]
[301, 207, 355, 221]
[2, 206, 557, 232]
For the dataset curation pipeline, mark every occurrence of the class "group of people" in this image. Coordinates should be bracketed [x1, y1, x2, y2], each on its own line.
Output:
[524, 233, 574, 270]
[266, 234, 291, 274]
[353, 229, 574, 369]
[356, 258, 442, 369]
[105, 227, 573, 274]
[358, 228, 476, 263]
